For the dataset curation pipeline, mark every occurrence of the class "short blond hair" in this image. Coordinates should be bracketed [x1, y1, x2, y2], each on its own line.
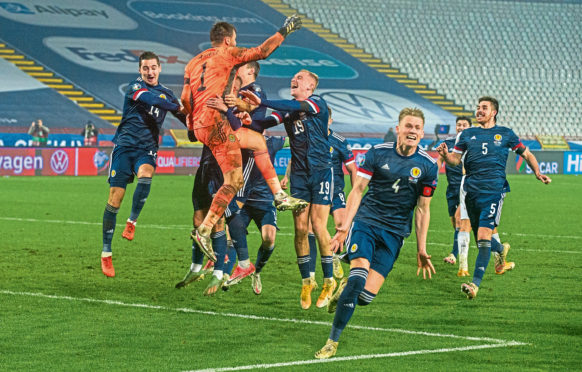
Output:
[298, 69, 319, 91]
[398, 107, 425, 125]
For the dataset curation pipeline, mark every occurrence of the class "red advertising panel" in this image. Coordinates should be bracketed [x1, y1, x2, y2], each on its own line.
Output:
[40, 148, 77, 176]
[0, 148, 39, 176]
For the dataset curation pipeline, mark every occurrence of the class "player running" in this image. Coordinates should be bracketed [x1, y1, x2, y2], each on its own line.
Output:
[315, 108, 437, 359]
[181, 18, 307, 264]
[438, 96, 551, 299]
[101, 51, 185, 277]
[437, 116, 472, 276]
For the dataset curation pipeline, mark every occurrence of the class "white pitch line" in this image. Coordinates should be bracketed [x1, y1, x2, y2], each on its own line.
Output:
[186, 341, 527, 372]
[404, 241, 582, 254]
[2, 216, 581, 241]
[0, 290, 518, 345]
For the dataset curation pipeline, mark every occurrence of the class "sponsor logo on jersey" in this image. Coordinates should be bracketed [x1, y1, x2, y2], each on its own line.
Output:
[381, 163, 390, 170]
[49, 149, 69, 174]
[43, 37, 192, 75]
[350, 243, 358, 253]
[0, 0, 137, 30]
[470, 136, 477, 140]
[128, 1, 275, 36]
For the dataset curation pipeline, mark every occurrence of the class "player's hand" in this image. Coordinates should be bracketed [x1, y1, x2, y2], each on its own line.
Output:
[280, 175, 289, 190]
[224, 93, 238, 107]
[330, 227, 348, 253]
[436, 142, 448, 158]
[536, 173, 552, 184]
[239, 90, 261, 106]
[416, 251, 435, 279]
[235, 111, 252, 125]
[279, 14, 302, 37]
[206, 95, 228, 113]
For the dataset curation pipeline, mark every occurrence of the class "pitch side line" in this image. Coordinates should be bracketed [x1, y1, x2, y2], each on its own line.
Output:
[2, 216, 581, 241]
[186, 341, 526, 372]
[0, 290, 520, 345]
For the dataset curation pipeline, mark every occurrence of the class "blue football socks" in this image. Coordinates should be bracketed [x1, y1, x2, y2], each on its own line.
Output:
[330, 267, 368, 342]
[308, 233, 317, 274]
[129, 177, 151, 221]
[451, 228, 460, 257]
[102, 203, 119, 253]
[472, 239, 492, 287]
[297, 255, 311, 279]
[255, 244, 275, 274]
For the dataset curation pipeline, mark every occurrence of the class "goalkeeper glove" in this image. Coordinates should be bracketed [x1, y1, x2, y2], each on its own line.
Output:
[278, 14, 302, 37]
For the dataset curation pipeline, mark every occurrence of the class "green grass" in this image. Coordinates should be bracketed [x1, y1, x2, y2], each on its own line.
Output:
[1, 174, 581, 371]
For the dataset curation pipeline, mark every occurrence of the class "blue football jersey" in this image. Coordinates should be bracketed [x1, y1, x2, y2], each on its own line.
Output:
[355, 143, 439, 237]
[271, 95, 331, 174]
[329, 129, 355, 192]
[453, 125, 523, 194]
[243, 136, 287, 206]
[443, 136, 463, 195]
[113, 77, 179, 150]
[240, 82, 267, 122]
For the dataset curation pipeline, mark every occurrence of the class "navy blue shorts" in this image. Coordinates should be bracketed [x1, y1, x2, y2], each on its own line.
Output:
[464, 191, 506, 230]
[331, 190, 347, 213]
[239, 201, 278, 231]
[108, 145, 157, 188]
[345, 220, 404, 278]
[446, 191, 460, 217]
[290, 168, 333, 205]
[192, 162, 223, 211]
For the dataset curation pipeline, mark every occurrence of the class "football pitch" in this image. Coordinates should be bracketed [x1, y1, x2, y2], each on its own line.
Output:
[1, 174, 580, 371]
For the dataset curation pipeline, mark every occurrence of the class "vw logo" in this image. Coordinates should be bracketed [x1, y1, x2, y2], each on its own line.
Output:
[50, 150, 69, 174]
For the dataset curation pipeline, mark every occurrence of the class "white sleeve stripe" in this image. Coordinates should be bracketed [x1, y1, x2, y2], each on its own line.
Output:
[305, 99, 318, 113]
[452, 149, 463, 154]
[345, 159, 355, 165]
[134, 90, 147, 100]
[357, 171, 372, 180]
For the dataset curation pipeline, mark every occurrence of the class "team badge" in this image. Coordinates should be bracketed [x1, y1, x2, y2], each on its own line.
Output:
[131, 83, 140, 91]
[350, 244, 358, 253]
[330, 146, 334, 153]
[228, 134, 236, 143]
[159, 94, 167, 100]
[111, 170, 116, 177]
[494, 134, 502, 146]
[410, 167, 422, 178]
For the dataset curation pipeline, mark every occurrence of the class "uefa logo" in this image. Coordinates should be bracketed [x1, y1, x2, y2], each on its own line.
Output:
[50, 150, 69, 174]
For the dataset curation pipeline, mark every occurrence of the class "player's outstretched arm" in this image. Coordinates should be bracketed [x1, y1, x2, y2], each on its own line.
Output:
[520, 148, 552, 184]
[228, 15, 301, 65]
[239, 90, 314, 113]
[415, 196, 435, 279]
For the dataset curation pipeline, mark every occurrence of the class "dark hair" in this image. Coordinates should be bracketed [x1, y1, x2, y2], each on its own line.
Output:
[139, 51, 159, 67]
[247, 61, 260, 79]
[456, 116, 472, 124]
[478, 96, 499, 122]
[210, 22, 236, 45]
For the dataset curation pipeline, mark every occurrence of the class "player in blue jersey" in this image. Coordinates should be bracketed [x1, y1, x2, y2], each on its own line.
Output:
[285, 108, 357, 283]
[222, 136, 287, 294]
[101, 51, 185, 277]
[438, 96, 551, 299]
[437, 116, 472, 276]
[174, 144, 232, 296]
[241, 69, 336, 309]
[314, 108, 437, 359]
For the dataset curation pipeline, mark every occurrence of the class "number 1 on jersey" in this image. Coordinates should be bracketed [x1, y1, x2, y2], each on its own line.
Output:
[197, 62, 207, 92]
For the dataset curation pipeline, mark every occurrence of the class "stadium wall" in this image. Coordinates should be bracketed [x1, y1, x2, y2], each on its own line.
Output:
[1, 147, 578, 177]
